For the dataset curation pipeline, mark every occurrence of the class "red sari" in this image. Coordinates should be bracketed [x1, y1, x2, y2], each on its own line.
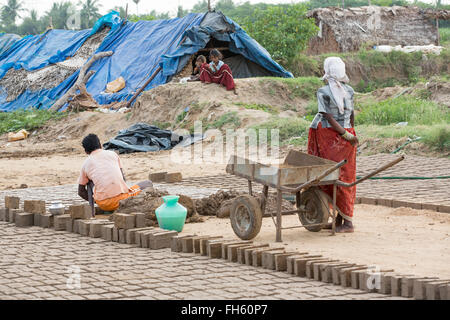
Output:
[199, 62, 236, 91]
[307, 123, 357, 221]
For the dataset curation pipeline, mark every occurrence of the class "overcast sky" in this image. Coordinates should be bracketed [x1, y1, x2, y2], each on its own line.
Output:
[3, 0, 445, 19]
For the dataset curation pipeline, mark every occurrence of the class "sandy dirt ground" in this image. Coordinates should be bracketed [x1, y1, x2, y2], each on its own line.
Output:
[183, 204, 450, 279]
[0, 151, 227, 190]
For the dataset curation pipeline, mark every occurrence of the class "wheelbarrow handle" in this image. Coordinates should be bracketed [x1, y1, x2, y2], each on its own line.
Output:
[336, 156, 405, 188]
[281, 159, 348, 193]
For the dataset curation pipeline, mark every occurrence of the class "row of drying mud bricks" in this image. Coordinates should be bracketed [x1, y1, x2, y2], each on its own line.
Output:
[1, 197, 178, 250]
[171, 234, 450, 300]
[356, 197, 450, 213]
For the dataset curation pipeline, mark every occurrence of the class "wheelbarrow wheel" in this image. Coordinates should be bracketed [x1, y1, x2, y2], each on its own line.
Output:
[297, 187, 329, 232]
[230, 195, 263, 240]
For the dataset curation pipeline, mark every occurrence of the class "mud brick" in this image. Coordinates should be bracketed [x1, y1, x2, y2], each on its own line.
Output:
[40, 214, 54, 228]
[149, 172, 167, 182]
[391, 274, 408, 296]
[392, 200, 410, 208]
[114, 213, 136, 230]
[34, 213, 41, 226]
[439, 284, 450, 300]
[8, 209, 22, 223]
[73, 219, 84, 234]
[140, 229, 161, 248]
[171, 235, 193, 252]
[242, 245, 271, 265]
[238, 244, 269, 264]
[355, 197, 361, 204]
[130, 213, 146, 228]
[306, 259, 333, 279]
[351, 269, 367, 289]
[379, 273, 398, 295]
[24, 200, 46, 214]
[360, 269, 394, 292]
[136, 229, 156, 247]
[221, 241, 252, 260]
[5, 196, 20, 209]
[252, 248, 280, 268]
[207, 240, 231, 259]
[332, 265, 362, 285]
[118, 229, 126, 243]
[314, 261, 340, 281]
[90, 221, 113, 238]
[339, 266, 366, 287]
[228, 243, 255, 262]
[126, 227, 154, 244]
[321, 263, 353, 283]
[101, 224, 115, 241]
[79, 220, 94, 236]
[149, 231, 178, 249]
[438, 205, 450, 214]
[360, 197, 377, 205]
[15, 212, 34, 227]
[165, 172, 183, 183]
[66, 218, 74, 232]
[292, 256, 323, 277]
[0, 208, 8, 221]
[413, 277, 440, 300]
[286, 254, 314, 274]
[275, 253, 307, 272]
[69, 204, 91, 219]
[193, 236, 210, 254]
[421, 203, 438, 211]
[181, 236, 196, 253]
[112, 227, 119, 242]
[199, 236, 223, 256]
[402, 276, 427, 298]
[261, 250, 285, 269]
[377, 199, 393, 207]
[54, 214, 71, 231]
[425, 281, 450, 300]
[406, 202, 422, 210]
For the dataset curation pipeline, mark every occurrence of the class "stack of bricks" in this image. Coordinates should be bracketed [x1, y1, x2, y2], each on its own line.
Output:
[1, 196, 22, 224]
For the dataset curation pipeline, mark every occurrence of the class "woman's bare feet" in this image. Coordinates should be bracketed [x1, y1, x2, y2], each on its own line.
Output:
[323, 214, 342, 230]
[233, 88, 238, 95]
[336, 220, 354, 233]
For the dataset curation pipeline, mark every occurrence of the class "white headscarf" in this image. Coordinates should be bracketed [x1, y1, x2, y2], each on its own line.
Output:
[321, 57, 350, 115]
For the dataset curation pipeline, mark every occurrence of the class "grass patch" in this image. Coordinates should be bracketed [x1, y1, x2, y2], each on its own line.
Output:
[151, 121, 171, 130]
[440, 28, 450, 44]
[357, 123, 450, 152]
[259, 77, 323, 100]
[0, 109, 68, 134]
[251, 116, 310, 145]
[205, 112, 241, 130]
[236, 103, 279, 115]
[356, 96, 449, 126]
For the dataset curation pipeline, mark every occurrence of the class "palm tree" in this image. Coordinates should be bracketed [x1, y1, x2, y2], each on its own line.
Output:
[44, 2, 75, 30]
[133, 0, 140, 16]
[79, 0, 102, 29]
[1, 0, 25, 29]
[18, 9, 44, 35]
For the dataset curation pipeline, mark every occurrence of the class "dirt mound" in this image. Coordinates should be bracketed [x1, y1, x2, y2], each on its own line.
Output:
[132, 78, 309, 130]
[117, 188, 205, 226]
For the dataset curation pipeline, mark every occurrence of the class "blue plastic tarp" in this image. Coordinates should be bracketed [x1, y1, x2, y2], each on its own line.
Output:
[0, 33, 21, 57]
[0, 11, 292, 113]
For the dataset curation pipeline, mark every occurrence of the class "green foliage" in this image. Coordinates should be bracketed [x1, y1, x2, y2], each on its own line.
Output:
[440, 28, 450, 44]
[238, 3, 318, 65]
[176, 110, 188, 123]
[205, 112, 241, 130]
[0, 109, 68, 134]
[79, 0, 102, 29]
[422, 125, 450, 151]
[356, 96, 449, 125]
[236, 103, 278, 115]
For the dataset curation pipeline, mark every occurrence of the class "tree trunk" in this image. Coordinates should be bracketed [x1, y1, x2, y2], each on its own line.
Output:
[49, 51, 113, 112]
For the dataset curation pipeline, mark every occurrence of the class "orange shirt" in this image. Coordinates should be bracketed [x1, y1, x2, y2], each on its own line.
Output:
[78, 149, 131, 201]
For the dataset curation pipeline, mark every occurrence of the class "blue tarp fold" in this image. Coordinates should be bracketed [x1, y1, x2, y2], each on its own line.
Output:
[0, 12, 292, 113]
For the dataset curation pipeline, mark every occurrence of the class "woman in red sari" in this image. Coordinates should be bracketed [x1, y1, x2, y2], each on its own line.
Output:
[307, 57, 358, 233]
[199, 49, 237, 94]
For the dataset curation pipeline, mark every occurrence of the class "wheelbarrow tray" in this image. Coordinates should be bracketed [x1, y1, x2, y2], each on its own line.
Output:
[226, 151, 340, 189]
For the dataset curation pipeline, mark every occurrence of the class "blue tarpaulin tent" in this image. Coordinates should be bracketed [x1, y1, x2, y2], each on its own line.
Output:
[0, 11, 292, 112]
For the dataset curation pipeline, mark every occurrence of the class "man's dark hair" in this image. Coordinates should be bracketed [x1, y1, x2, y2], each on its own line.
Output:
[82, 134, 102, 154]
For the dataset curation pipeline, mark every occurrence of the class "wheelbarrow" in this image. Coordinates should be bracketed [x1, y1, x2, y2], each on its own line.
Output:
[225, 150, 404, 242]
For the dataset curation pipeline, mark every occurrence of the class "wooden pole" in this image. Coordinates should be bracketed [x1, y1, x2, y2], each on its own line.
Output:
[208, 0, 212, 12]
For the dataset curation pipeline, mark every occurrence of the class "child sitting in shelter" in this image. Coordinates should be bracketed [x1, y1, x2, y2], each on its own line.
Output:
[188, 55, 208, 81]
[199, 49, 237, 94]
